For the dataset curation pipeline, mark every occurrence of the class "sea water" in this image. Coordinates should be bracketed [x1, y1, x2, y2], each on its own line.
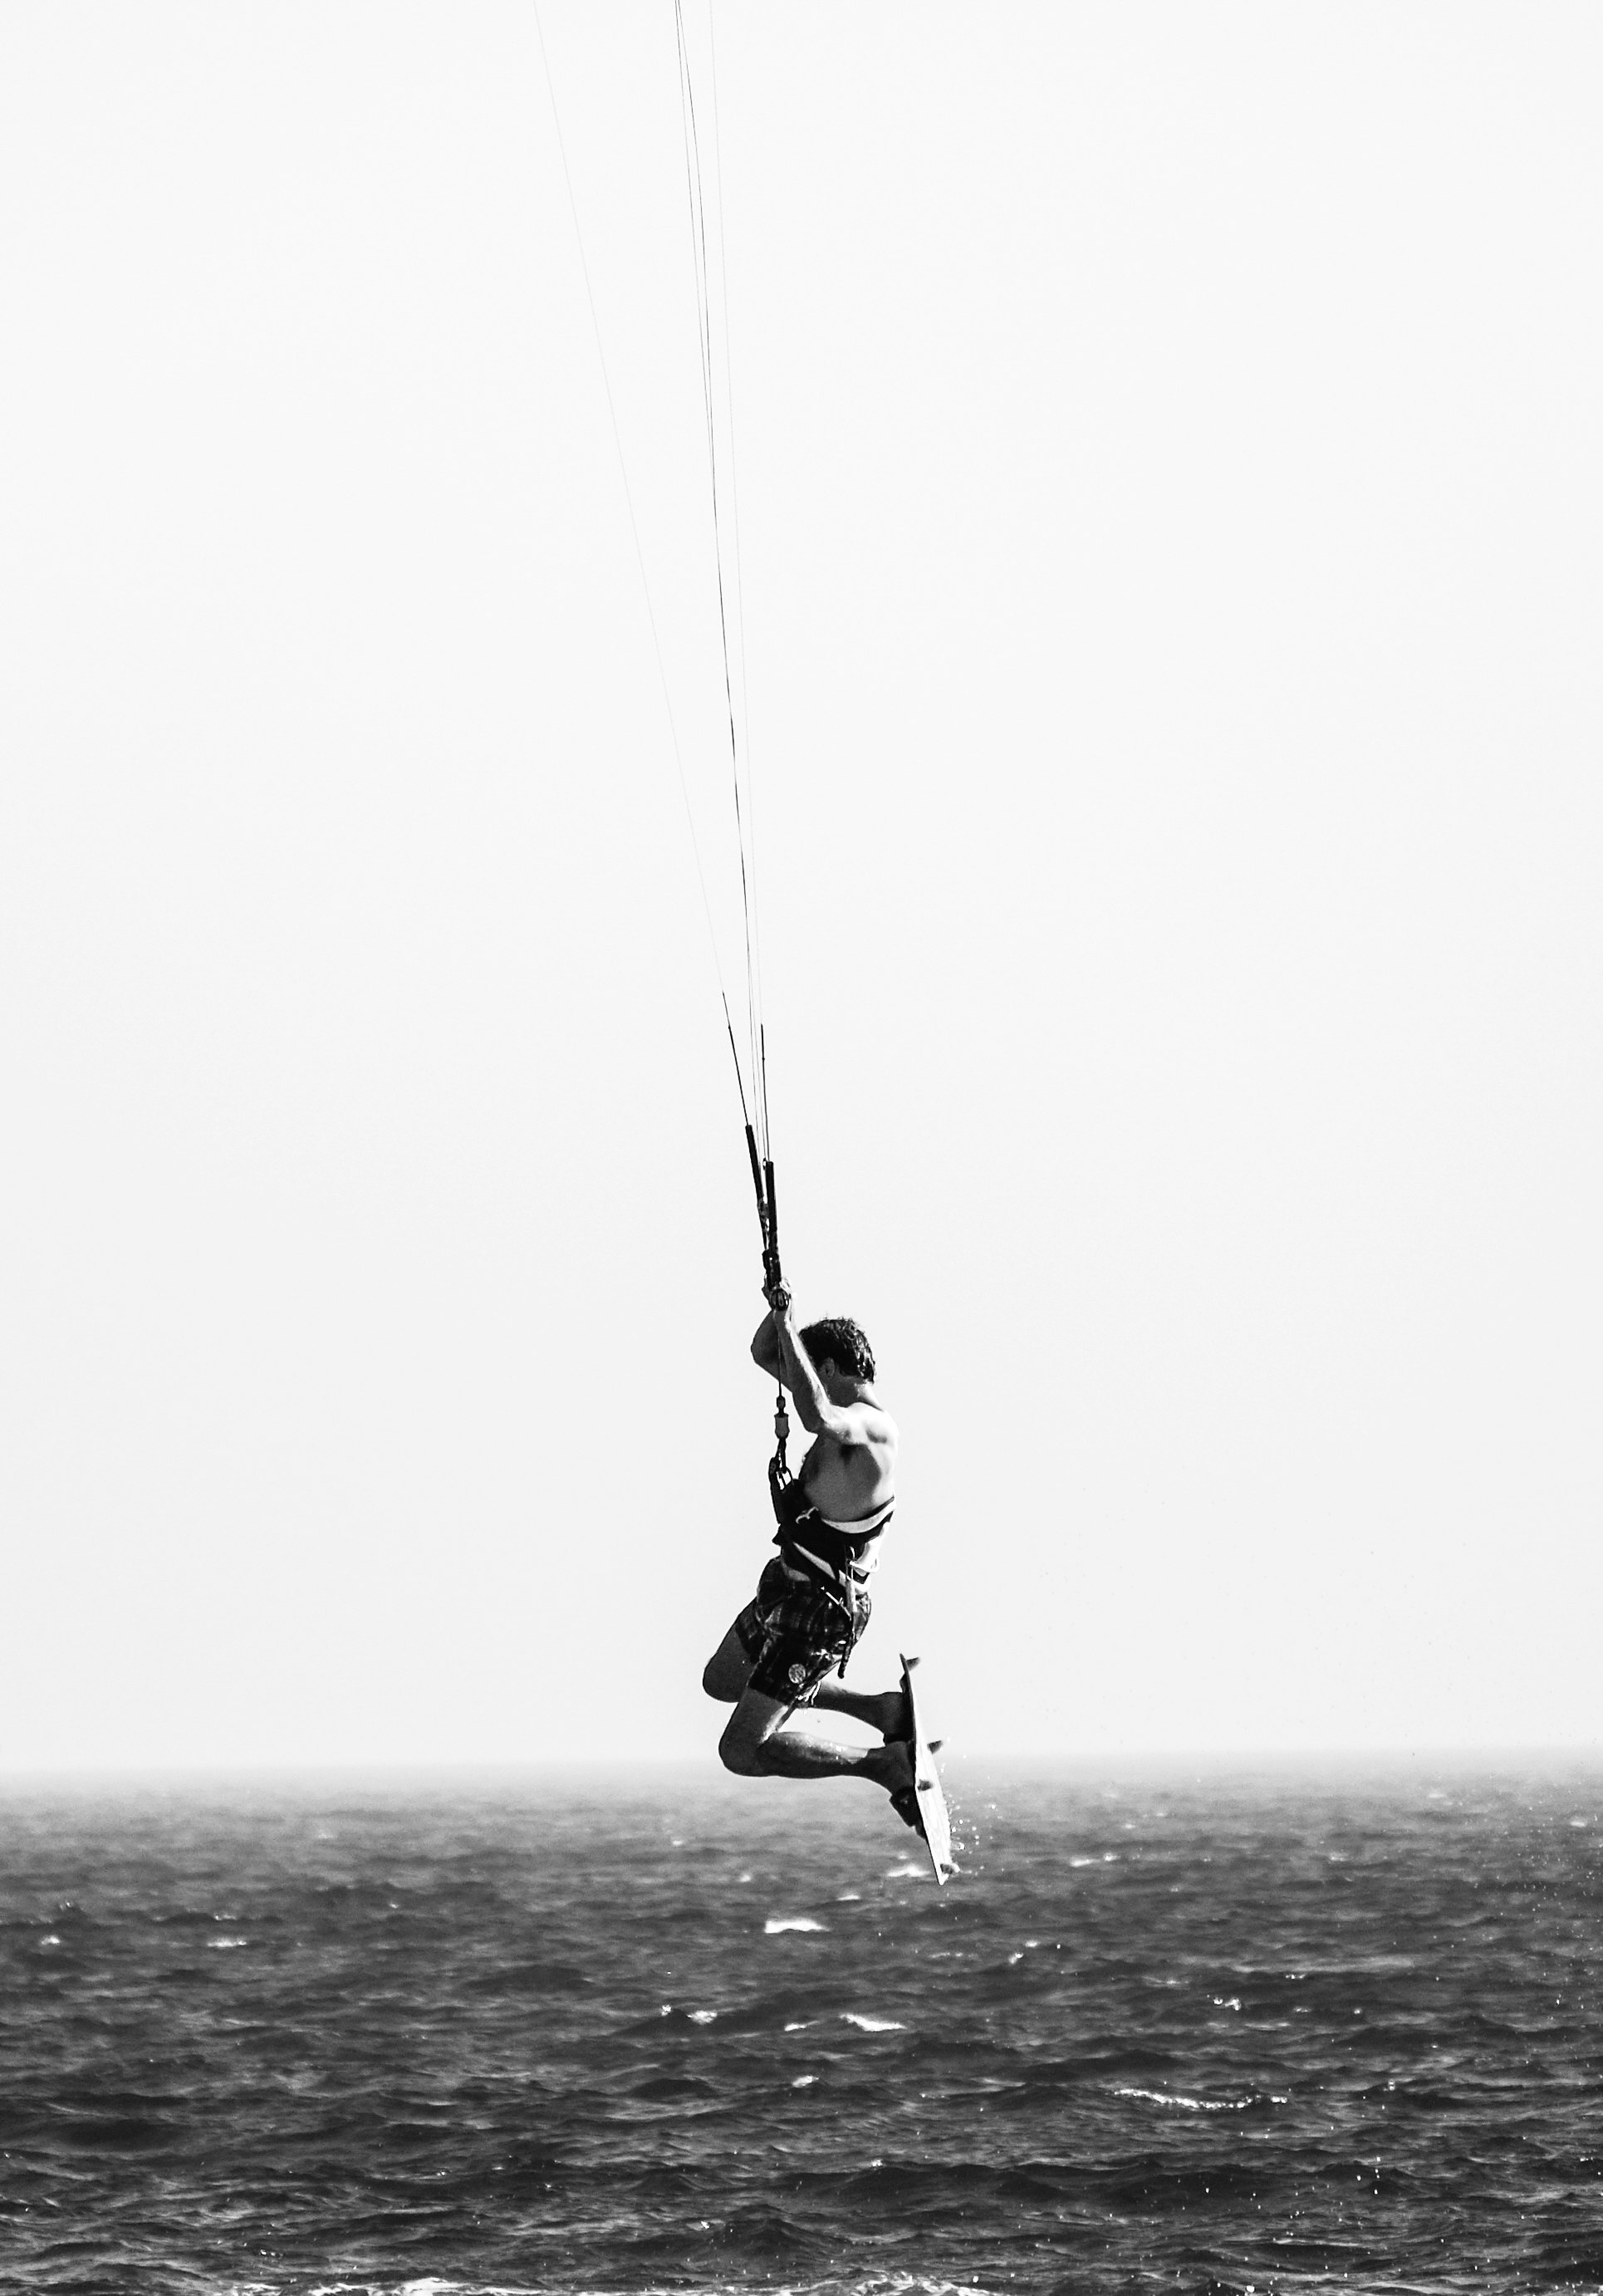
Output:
[2, 1763, 1601, 2294]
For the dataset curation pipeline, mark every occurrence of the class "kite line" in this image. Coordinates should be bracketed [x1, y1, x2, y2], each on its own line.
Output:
[534, 1, 779, 1297]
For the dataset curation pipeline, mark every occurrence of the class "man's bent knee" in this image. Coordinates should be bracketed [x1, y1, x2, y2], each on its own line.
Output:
[719, 1688, 787, 1778]
[718, 1720, 762, 1776]
[703, 1621, 755, 1704]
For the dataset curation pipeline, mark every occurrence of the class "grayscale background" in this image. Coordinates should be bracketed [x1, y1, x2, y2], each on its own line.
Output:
[2, 7, 1600, 2289]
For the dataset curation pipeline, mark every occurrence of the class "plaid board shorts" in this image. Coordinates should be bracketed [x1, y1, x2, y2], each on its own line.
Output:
[734, 1554, 872, 1707]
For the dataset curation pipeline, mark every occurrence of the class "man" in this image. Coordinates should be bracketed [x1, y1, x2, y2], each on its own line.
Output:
[701, 1288, 918, 1827]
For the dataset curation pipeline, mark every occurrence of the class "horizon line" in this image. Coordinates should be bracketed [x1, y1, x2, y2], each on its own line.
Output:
[2, 1744, 1601, 1790]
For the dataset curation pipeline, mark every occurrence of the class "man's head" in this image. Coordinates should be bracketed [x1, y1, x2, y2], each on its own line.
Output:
[800, 1315, 875, 1387]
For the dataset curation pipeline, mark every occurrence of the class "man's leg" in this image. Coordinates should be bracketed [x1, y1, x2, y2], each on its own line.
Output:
[719, 1687, 914, 1805]
[811, 1674, 909, 1739]
[702, 1617, 756, 1705]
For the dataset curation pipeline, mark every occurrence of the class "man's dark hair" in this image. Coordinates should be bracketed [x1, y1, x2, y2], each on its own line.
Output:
[800, 1316, 875, 1383]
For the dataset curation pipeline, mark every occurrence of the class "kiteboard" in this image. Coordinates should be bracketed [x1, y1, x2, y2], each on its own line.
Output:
[898, 1653, 954, 1886]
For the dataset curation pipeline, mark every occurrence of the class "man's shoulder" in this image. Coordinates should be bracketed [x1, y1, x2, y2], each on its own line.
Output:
[848, 1396, 897, 1446]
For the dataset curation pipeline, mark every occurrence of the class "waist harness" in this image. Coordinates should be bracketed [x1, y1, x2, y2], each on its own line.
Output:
[767, 1462, 893, 1613]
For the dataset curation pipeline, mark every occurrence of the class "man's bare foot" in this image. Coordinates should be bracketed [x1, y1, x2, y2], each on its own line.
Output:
[888, 1788, 921, 1832]
[867, 1738, 920, 1830]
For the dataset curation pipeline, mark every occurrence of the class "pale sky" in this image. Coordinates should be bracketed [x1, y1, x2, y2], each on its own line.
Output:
[2, 3, 1599, 1770]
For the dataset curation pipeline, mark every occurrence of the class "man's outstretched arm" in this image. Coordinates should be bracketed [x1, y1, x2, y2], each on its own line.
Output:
[750, 1309, 784, 1381]
[770, 1296, 860, 1440]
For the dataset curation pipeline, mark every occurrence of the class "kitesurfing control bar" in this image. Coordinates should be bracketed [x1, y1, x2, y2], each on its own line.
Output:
[744, 1123, 783, 1300]
[743, 1125, 788, 1481]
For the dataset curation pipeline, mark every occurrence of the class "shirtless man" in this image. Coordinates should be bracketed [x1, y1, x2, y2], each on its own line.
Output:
[702, 1289, 918, 1826]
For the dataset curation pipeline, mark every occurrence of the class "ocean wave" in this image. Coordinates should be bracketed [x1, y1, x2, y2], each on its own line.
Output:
[1115, 2086, 1287, 2112]
[272, 2279, 1002, 2296]
[7, 1770, 1600, 2294]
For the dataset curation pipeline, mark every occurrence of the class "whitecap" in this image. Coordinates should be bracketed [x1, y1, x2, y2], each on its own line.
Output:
[1212, 1995, 1242, 2011]
[765, 1916, 826, 1935]
[841, 2012, 906, 2033]
[791, 2074, 816, 2087]
[885, 1862, 924, 1880]
[208, 1937, 248, 1950]
[836, 1890, 862, 1901]
[688, 2009, 718, 2024]
[1115, 2085, 1251, 2112]
[783, 2020, 811, 2032]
